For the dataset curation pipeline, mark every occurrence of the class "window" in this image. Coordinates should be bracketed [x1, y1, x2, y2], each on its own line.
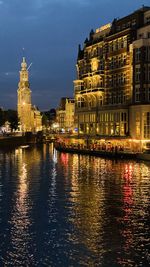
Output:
[109, 42, 113, 52]
[120, 38, 124, 49]
[146, 16, 150, 25]
[98, 96, 103, 106]
[135, 87, 140, 102]
[123, 73, 126, 84]
[77, 97, 85, 108]
[148, 88, 150, 101]
[135, 48, 141, 62]
[138, 33, 143, 39]
[118, 74, 121, 85]
[135, 66, 141, 82]
[118, 55, 121, 67]
[132, 19, 136, 26]
[123, 54, 126, 65]
[136, 112, 140, 138]
[121, 112, 127, 122]
[143, 88, 146, 101]
[144, 112, 150, 138]
[117, 26, 120, 31]
[123, 36, 127, 48]
[145, 47, 150, 61]
[148, 66, 150, 81]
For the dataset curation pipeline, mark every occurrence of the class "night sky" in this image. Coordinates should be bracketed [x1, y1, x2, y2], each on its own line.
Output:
[0, 0, 150, 110]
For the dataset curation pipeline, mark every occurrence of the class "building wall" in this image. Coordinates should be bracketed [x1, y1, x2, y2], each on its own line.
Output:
[129, 105, 150, 139]
[56, 97, 75, 132]
[65, 99, 75, 130]
[74, 7, 150, 141]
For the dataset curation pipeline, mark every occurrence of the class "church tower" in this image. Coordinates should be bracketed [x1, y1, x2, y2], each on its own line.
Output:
[17, 57, 32, 132]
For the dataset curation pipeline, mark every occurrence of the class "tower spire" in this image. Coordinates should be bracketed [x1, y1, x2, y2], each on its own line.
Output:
[21, 57, 27, 70]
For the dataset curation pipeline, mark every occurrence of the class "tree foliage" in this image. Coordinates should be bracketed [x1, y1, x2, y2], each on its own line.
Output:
[0, 109, 18, 131]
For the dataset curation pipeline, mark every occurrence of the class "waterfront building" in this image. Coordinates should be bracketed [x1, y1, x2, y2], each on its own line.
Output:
[17, 58, 42, 132]
[56, 97, 75, 132]
[74, 6, 150, 150]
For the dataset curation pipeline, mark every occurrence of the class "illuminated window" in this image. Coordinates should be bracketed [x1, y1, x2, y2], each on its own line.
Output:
[123, 36, 127, 48]
[98, 96, 103, 106]
[144, 112, 150, 138]
[78, 97, 85, 108]
[136, 112, 140, 138]
[121, 112, 127, 122]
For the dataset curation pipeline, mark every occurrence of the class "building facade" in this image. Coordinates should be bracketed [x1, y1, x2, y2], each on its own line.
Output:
[17, 58, 42, 132]
[56, 97, 75, 132]
[74, 6, 150, 149]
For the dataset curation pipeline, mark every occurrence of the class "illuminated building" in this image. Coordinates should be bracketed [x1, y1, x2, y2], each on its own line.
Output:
[17, 58, 42, 132]
[56, 97, 75, 132]
[74, 7, 150, 148]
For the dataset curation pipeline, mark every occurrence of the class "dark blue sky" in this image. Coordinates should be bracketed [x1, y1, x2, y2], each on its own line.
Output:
[0, 0, 150, 110]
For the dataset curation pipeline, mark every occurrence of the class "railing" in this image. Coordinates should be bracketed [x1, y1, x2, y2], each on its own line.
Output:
[80, 87, 104, 94]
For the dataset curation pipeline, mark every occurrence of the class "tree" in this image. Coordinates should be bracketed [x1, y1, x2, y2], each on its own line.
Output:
[6, 110, 19, 131]
[0, 108, 5, 127]
[42, 113, 49, 128]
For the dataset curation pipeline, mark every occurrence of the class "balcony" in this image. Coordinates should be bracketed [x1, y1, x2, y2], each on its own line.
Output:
[80, 87, 104, 95]
[82, 70, 104, 78]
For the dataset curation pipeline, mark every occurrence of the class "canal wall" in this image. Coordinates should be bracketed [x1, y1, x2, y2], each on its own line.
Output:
[0, 133, 40, 148]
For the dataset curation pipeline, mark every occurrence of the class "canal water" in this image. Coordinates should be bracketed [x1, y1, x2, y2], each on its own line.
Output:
[0, 144, 150, 267]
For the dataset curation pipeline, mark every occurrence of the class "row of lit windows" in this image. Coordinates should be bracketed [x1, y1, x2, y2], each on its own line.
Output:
[99, 112, 127, 122]
[79, 122, 127, 136]
[84, 79, 103, 89]
[76, 91, 129, 107]
[78, 111, 127, 123]
[108, 36, 127, 52]
[107, 93, 127, 105]
[108, 54, 127, 69]
[83, 37, 128, 59]
[79, 60, 104, 75]
[108, 73, 127, 87]
[84, 46, 104, 59]
[76, 95, 103, 109]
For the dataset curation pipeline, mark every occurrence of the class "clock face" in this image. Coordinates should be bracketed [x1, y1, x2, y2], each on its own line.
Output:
[91, 59, 98, 71]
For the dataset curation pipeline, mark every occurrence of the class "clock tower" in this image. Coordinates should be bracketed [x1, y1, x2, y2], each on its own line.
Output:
[17, 57, 32, 132]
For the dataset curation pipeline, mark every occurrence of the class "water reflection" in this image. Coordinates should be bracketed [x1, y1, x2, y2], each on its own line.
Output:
[0, 145, 149, 266]
[4, 148, 33, 266]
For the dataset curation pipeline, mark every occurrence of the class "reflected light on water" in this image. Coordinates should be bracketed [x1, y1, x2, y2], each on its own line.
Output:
[0, 145, 150, 267]
[5, 148, 34, 266]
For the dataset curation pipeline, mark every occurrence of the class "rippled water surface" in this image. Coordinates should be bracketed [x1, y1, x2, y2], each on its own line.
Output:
[0, 144, 150, 266]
